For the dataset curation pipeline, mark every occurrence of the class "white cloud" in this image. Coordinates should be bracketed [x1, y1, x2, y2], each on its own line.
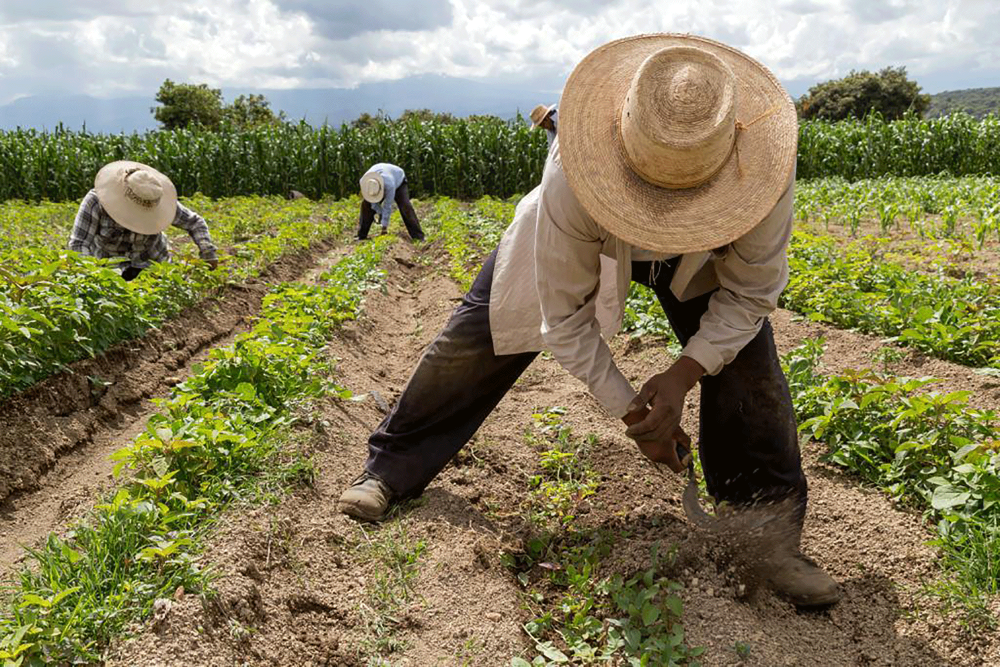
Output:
[0, 0, 997, 105]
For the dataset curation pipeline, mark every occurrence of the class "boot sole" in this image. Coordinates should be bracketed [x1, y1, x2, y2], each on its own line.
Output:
[339, 499, 387, 522]
[779, 587, 843, 608]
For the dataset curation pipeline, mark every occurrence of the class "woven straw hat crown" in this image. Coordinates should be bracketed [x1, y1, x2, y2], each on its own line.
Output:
[94, 161, 177, 235]
[559, 34, 797, 254]
[621, 46, 736, 189]
[360, 172, 385, 203]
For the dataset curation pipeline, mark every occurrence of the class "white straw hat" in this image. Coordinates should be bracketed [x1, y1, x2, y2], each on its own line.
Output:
[360, 172, 385, 203]
[559, 34, 797, 254]
[530, 104, 556, 127]
[94, 161, 178, 235]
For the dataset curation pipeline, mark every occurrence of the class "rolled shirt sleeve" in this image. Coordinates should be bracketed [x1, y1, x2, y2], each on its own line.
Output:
[172, 203, 218, 260]
[535, 151, 638, 418]
[680, 179, 794, 375]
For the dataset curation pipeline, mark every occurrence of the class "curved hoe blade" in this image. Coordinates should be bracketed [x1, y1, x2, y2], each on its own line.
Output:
[681, 469, 723, 531]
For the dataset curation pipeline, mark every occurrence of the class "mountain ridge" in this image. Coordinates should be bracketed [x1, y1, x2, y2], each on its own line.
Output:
[0, 74, 560, 133]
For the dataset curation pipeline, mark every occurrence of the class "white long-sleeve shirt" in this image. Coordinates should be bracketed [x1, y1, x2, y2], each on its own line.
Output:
[488, 140, 793, 418]
[362, 163, 405, 226]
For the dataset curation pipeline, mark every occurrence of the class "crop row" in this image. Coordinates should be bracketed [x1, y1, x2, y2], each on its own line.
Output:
[783, 230, 1000, 368]
[0, 197, 357, 398]
[0, 235, 397, 664]
[4, 114, 1000, 204]
[795, 175, 1000, 242]
[423, 197, 509, 289]
[785, 340, 1000, 623]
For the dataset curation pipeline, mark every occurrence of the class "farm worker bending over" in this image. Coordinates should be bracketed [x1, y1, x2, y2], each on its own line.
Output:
[529, 103, 558, 146]
[68, 161, 218, 281]
[339, 34, 841, 608]
[357, 163, 426, 241]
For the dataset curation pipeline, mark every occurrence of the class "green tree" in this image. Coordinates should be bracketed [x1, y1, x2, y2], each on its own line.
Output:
[350, 111, 386, 130]
[152, 80, 225, 130]
[225, 94, 284, 128]
[797, 67, 931, 121]
[397, 108, 456, 124]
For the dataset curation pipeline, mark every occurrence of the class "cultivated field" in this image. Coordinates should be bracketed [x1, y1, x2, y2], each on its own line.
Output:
[2, 119, 1000, 666]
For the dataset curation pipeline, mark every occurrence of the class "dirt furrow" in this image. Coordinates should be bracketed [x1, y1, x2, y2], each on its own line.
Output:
[106, 245, 1000, 666]
[770, 307, 1000, 411]
[0, 234, 354, 572]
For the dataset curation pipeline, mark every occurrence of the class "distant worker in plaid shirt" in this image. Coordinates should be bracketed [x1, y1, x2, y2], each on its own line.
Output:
[68, 161, 219, 280]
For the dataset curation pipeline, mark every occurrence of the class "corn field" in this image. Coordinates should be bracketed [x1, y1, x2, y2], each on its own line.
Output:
[798, 113, 1000, 180]
[0, 117, 549, 202]
[3, 113, 999, 203]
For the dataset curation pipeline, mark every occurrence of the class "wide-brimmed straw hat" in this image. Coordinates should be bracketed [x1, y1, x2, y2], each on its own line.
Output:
[530, 104, 556, 127]
[360, 171, 385, 203]
[94, 161, 178, 235]
[559, 34, 797, 254]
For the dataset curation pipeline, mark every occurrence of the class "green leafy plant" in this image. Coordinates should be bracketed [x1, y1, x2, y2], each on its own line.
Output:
[784, 339, 1000, 627]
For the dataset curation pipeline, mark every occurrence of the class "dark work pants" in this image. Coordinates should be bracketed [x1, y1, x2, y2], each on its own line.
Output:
[120, 265, 144, 281]
[365, 250, 807, 518]
[357, 181, 426, 241]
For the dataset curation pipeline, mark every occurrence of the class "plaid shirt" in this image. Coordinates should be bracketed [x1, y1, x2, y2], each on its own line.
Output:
[68, 189, 218, 268]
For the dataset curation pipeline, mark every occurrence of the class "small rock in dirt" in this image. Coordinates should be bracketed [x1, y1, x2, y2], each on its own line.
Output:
[152, 598, 172, 627]
[486, 612, 501, 622]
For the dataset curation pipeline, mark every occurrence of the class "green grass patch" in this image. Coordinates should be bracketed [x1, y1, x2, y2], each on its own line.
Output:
[507, 408, 702, 666]
[355, 522, 427, 662]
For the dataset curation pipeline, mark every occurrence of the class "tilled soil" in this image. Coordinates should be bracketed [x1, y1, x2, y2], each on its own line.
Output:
[0, 235, 349, 571]
[104, 238, 1000, 667]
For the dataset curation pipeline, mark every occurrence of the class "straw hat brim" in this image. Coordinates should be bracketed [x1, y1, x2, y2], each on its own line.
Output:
[360, 172, 385, 203]
[94, 161, 177, 235]
[559, 34, 797, 254]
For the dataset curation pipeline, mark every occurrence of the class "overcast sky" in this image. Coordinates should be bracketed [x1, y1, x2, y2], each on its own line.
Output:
[0, 0, 996, 105]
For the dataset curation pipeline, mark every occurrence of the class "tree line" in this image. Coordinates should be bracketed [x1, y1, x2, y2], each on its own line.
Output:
[152, 67, 940, 133]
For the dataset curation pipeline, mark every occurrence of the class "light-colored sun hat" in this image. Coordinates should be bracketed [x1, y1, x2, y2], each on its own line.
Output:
[94, 161, 178, 235]
[559, 34, 797, 254]
[530, 104, 556, 127]
[360, 171, 385, 204]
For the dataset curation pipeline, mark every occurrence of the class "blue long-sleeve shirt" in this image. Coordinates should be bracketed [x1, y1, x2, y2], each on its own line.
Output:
[363, 163, 406, 226]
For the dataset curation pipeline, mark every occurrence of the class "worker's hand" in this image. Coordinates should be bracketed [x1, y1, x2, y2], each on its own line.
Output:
[622, 357, 705, 471]
[624, 405, 692, 473]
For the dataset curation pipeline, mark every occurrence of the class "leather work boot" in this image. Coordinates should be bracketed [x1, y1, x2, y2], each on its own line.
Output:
[766, 551, 842, 608]
[339, 472, 394, 522]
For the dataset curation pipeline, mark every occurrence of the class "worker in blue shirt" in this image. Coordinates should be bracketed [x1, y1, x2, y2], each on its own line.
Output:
[358, 163, 426, 241]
